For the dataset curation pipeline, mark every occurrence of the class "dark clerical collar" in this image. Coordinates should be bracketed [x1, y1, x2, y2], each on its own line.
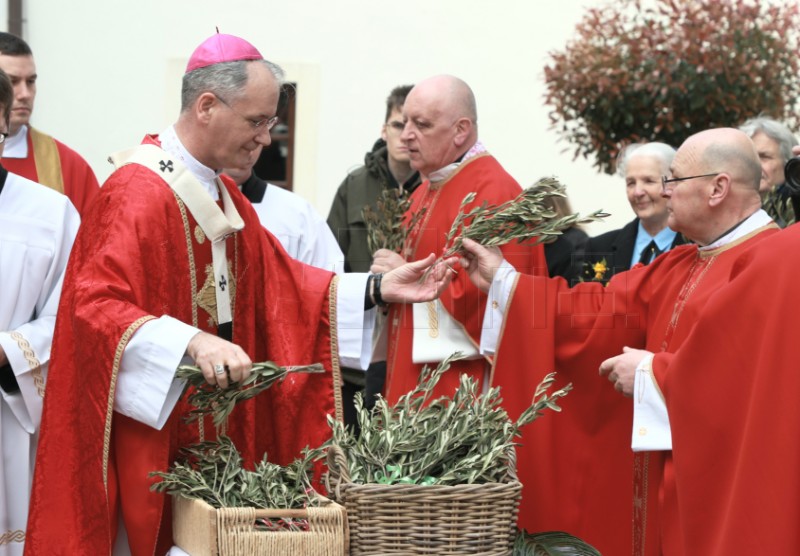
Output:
[0, 164, 8, 197]
[238, 171, 267, 204]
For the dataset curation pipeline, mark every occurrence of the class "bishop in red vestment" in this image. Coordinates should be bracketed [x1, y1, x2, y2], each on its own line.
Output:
[461, 128, 774, 555]
[25, 136, 342, 556]
[25, 35, 455, 556]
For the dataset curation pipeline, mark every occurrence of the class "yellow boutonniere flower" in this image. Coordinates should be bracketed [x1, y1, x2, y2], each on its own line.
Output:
[592, 260, 608, 281]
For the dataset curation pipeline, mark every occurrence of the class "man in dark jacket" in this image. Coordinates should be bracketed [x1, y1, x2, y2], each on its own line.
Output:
[327, 85, 422, 426]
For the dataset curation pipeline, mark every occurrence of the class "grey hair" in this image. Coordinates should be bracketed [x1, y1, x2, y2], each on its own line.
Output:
[616, 142, 676, 177]
[739, 116, 798, 164]
[181, 59, 286, 112]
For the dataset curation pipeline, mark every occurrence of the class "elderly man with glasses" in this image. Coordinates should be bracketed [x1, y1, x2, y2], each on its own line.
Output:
[457, 127, 776, 555]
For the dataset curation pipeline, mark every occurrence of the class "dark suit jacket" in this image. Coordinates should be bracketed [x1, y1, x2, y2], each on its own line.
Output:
[568, 218, 686, 285]
[545, 226, 589, 279]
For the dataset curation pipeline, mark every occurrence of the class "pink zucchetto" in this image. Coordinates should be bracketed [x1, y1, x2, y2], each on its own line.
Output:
[185, 32, 263, 73]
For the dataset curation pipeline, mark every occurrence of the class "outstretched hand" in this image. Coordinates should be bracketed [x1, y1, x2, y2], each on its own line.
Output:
[380, 253, 459, 304]
[458, 238, 505, 293]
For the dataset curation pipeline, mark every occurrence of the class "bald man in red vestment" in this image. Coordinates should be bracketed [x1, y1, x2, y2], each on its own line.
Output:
[653, 220, 800, 554]
[371, 74, 547, 404]
[460, 128, 778, 555]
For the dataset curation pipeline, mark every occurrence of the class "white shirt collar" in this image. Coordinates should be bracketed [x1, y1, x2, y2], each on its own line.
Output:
[427, 140, 487, 184]
[159, 125, 221, 200]
[3, 124, 28, 158]
[699, 209, 773, 251]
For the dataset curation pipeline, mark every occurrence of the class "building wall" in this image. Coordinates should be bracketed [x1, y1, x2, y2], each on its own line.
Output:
[21, 0, 634, 235]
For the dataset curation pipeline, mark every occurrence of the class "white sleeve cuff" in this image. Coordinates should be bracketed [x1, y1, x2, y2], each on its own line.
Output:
[479, 263, 517, 356]
[336, 273, 375, 370]
[114, 316, 199, 430]
[631, 353, 672, 451]
[0, 331, 47, 432]
[0, 331, 45, 380]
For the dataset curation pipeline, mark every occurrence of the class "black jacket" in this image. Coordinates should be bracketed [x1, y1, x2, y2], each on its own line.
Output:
[326, 139, 421, 272]
[568, 218, 686, 285]
[544, 227, 588, 279]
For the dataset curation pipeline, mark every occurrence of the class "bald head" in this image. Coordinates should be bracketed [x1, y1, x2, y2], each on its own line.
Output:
[665, 128, 764, 245]
[400, 75, 479, 176]
[409, 75, 477, 122]
[680, 128, 762, 191]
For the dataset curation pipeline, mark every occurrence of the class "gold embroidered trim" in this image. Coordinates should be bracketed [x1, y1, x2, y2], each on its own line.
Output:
[403, 185, 444, 261]
[426, 301, 439, 338]
[632, 452, 650, 556]
[195, 262, 237, 327]
[233, 234, 239, 318]
[661, 256, 715, 351]
[174, 194, 198, 329]
[173, 193, 206, 439]
[0, 529, 25, 544]
[698, 222, 779, 258]
[487, 271, 520, 385]
[194, 225, 206, 244]
[29, 127, 64, 194]
[103, 315, 156, 491]
[329, 276, 343, 422]
[9, 331, 44, 398]
[403, 154, 491, 262]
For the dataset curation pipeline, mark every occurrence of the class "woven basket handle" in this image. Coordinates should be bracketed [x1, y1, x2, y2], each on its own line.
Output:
[506, 446, 519, 482]
[325, 445, 351, 499]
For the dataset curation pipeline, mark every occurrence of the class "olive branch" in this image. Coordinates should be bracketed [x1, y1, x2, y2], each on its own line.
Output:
[176, 362, 325, 426]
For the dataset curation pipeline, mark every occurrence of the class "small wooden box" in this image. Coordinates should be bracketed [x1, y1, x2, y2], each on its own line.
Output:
[172, 495, 347, 556]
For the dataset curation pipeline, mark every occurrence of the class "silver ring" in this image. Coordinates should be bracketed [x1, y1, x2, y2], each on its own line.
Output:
[213, 364, 225, 375]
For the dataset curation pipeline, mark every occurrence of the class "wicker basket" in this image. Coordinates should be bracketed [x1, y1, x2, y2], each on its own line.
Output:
[172, 494, 348, 556]
[324, 445, 522, 555]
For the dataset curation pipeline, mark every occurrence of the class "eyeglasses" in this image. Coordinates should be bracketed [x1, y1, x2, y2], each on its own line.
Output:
[216, 94, 279, 131]
[385, 120, 405, 134]
[0, 132, 8, 144]
[661, 172, 720, 194]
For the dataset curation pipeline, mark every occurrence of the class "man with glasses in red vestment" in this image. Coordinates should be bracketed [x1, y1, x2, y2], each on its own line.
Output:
[459, 127, 778, 556]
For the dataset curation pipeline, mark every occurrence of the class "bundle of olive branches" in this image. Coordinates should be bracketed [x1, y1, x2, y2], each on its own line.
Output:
[326, 353, 571, 486]
[176, 362, 325, 426]
[440, 177, 608, 259]
[150, 437, 321, 530]
[363, 187, 426, 254]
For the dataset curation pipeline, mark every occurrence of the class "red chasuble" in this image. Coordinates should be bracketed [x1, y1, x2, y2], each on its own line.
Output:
[492, 224, 778, 556]
[25, 137, 341, 556]
[660, 223, 800, 555]
[3, 127, 99, 216]
[384, 153, 547, 403]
